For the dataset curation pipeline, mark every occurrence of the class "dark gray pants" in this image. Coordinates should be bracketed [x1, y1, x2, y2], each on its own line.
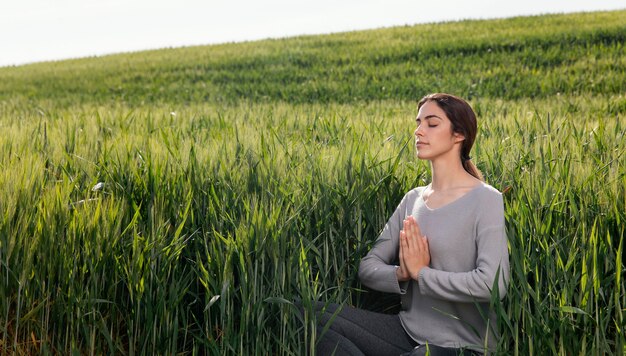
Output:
[303, 302, 480, 356]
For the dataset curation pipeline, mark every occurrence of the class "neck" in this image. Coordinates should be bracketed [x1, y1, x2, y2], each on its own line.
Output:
[429, 155, 470, 191]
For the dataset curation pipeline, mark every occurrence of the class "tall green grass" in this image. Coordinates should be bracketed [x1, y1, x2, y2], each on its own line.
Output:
[1, 9, 625, 355]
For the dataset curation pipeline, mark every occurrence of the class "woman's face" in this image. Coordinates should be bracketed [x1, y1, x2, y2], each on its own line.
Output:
[414, 101, 464, 161]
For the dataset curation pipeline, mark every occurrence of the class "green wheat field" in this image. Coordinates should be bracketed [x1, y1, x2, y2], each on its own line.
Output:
[1, 9, 625, 355]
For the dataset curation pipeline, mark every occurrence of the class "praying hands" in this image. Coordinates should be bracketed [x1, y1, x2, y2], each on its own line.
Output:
[396, 215, 431, 282]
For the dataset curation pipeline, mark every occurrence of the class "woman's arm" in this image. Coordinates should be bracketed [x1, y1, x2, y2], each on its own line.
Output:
[412, 192, 510, 302]
[358, 192, 416, 294]
[417, 223, 509, 302]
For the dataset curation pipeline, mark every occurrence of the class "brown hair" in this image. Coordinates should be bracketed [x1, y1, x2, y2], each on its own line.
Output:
[417, 93, 483, 181]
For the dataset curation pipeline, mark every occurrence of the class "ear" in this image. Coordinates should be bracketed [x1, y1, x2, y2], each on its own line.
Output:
[453, 132, 465, 143]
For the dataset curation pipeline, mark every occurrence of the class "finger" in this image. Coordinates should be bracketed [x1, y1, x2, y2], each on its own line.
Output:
[406, 216, 421, 239]
[413, 220, 423, 238]
[406, 216, 414, 232]
[407, 217, 419, 250]
[403, 218, 410, 234]
[404, 216, 414, 238]
[418, 236, 429, 255]
[408, 216, 421, 240]
[405, 216, 413, 236]
[399, 231, 407, 267]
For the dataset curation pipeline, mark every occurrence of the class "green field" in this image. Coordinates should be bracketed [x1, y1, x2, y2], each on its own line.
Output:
[1, 9, 625, 355]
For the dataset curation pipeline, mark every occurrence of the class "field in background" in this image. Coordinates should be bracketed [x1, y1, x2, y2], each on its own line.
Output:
[1, 9, 625, 355]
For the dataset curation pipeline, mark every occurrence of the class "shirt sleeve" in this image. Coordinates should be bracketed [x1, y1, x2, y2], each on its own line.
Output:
[417, 191, 510, 302]
[358, 190, 416, 294]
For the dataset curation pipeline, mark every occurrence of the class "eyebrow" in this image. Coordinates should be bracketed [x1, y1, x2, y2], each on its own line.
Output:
[416, 114, 443, 122]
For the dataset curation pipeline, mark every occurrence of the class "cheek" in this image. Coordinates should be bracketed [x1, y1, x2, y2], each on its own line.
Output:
[443, 127, 457, 140]
[435, 128, 453, 140]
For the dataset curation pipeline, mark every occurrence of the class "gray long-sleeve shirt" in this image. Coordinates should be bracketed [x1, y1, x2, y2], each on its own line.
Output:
[358, 183, 510, 352]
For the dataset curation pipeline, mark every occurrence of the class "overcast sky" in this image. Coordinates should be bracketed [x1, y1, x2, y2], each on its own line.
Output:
[1, 0, 624, 67]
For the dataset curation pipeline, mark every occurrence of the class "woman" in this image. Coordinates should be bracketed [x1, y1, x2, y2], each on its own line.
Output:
[312, 93, 510, 355]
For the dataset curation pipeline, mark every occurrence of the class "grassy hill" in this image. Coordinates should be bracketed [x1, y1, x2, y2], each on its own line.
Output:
[0, 9, 625, 355]
[1, 10, 625, 108]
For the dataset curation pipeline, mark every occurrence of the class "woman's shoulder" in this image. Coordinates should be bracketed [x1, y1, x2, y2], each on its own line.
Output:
[394, 186, 427, 207]
[475, 182, 503, 197]
[405, 185, 428, 198]
[473, 182, 505, 209]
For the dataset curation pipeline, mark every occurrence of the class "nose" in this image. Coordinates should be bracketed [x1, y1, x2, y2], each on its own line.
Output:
[415, 125, 423, 138]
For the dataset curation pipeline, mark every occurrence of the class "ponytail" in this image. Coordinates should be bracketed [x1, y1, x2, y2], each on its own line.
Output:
[462, 158, 483, 181]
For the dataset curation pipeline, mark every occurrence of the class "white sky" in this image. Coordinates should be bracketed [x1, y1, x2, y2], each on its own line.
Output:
[1, 0, 624, 67]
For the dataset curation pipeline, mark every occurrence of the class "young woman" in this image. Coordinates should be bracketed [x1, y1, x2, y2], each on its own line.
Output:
[312, 93, 510, 355]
